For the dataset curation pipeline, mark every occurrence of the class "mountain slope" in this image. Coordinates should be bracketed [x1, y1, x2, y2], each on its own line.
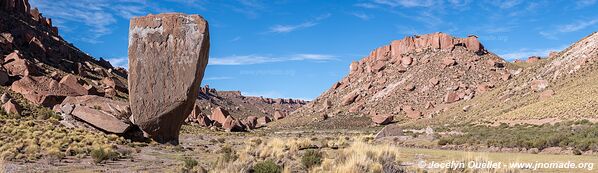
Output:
[275, 33, 515, 129]
[417, 32, 598, 127]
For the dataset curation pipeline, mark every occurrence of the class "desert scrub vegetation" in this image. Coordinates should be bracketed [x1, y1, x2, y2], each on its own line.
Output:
[0, 116, 130, 163]
[207, 136, 405, 173]
[437, 120, 598, 152]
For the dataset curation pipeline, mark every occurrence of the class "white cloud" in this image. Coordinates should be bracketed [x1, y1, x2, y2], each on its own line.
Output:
[577, 0, 597, 7]
[499, 46, 566, 61]
[351, 12, 371, 20]
[29, 0, 193, 43]
[204, 76, 234, 81]
[373, 0, 436, 8]
[106, 57, 129, 69]
[209, 54, 338, 65]
[490, 0, 522, 9]
[558, 19, 598, 33]
[267, 13, 331, 33]
[540, 19, 598, 39]
[269, 22, 317, 33]
[354, 3, 379, 8]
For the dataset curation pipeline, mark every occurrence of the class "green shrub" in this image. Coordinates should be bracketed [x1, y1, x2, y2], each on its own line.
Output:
[219, 145, 237, 163]
[182, 156, 199, 169]
[253, 160, 281, 173]
[301, 150, 322, 169]
[90, 147, 118, 164]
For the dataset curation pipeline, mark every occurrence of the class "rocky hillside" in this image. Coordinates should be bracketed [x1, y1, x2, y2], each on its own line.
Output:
[276, 33, 515, 129]
[418, 32, 598, 127]
[0, 0, 134, 141]
[185, 85, 307, 126]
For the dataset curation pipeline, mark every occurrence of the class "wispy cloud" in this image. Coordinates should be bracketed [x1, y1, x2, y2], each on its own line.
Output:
[106, 57, 129, 69]
[204, 76, 234, 81]
[372, 0, 436, 8]
[577, 0, 597, 7]
[351, 12, 372, 20]
[29, 0, 193, 43]
[267, 13, 331, 33]
[499, 46, 566, 61]
[210, 54, 338, 65]
[354, 3, 379, 9]
[490, 0, 522, 9]
[540, 19, 598, 39]
[557, 19, 598, 33]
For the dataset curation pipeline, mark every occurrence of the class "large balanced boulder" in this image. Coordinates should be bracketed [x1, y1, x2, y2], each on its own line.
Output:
[128, 13, 210, 144]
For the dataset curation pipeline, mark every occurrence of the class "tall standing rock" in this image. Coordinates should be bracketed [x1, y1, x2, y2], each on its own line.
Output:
[128, 13, 210, 144]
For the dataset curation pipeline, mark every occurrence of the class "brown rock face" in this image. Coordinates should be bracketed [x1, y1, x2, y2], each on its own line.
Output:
[128, 13, 210, 144]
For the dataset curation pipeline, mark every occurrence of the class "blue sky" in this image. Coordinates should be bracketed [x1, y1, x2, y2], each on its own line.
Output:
[29, 0, 598, 100]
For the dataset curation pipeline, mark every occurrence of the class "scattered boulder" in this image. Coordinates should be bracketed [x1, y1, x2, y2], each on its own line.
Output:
[403, 84, 416, 91]
[273, 110, 286, 120]
[222, 116, 244, 132]
[57, 95, 131, 120]
[531, 80, 549, 92]
[501, 73, 511, 81]
[242, 116, 258, 130]
[2, 99, 22, 116]
[11, 76, 82, 107]
[374, 125, 403, 140]
[429, 77, 439, 86]
[540, 89, 555, 100]
[128, 13, 210, 144]
[444, 92, 461, 103]
[371, 114, 393, 125]
[371, 61, 386, 72]
[210, 107, 229, 127]
[405, 109, 422, 119]
[59, 74, 88, 95]
[257, 116, 271, 127]
[341, 92, 359, 106]
[527, 56, 541, 63]
[400, 56, 413, 66]
[101, 77, 127, 93]
[348, 103, 364, 113]
[442, 57, 456, 67]
[3, 51, 39, 76]
[197, 114, 212, 127]
[69, 105, 130, 134]
[0, 93, 9, 103]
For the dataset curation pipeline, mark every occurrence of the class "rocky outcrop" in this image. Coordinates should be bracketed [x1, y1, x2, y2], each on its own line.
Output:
[286, 33, 508, 129]
[128, 13, 210, 144]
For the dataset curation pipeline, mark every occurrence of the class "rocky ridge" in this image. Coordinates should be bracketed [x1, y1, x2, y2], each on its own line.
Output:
[282, 33, 513, 129]
[185, 85, 307, 131]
